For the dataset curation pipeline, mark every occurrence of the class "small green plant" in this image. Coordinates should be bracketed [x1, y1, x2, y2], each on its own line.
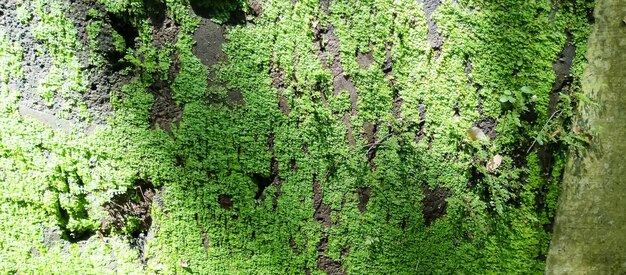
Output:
[499, 86, 537, 111]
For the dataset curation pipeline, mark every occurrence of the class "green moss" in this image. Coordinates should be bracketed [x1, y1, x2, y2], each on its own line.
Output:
[0, 0, 593, 273]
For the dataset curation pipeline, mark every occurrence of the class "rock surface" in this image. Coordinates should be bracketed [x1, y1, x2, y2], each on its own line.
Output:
[547, 1, 626, 273]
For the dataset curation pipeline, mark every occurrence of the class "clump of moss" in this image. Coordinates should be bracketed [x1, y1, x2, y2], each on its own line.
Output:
[0, 0, 593, 273]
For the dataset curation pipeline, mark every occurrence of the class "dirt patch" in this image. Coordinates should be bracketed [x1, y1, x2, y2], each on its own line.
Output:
[102, 179, 155, 237]
[144, 14, 184, 132]
[334, 75, 358, 113]
[464, 58, 473, 76]
[148, 77, 183, 133]
[317, 255, 346, 275]
[363, 121, 379, 169]
[268, 133, 282, 209]
[392, 90, 403, 121]
[68, 0, 133, 123]
[535, 31, 576, 177]
[193, 18, 226, 72]
[312, 22, 357, 111]
[251, 173, 272, 200]
[422, 186, 450, 226]
[270, 56, 291, 115]
[278, 94, 291, 115]
[414, 102, 427, 142]
[269, 57, 286, 88]
[320, 0, 332, 15]
[548, 31, 575, 116]
[356, 187, 371, 213]
[289, 236, 302, 254]
[343, 112, 356, 145]
[248, 0, 263, 17]
[189, 0, 242, 21]
[313, 174, 332, 228]
[218, 194, 234, 210]
[316, 235, 346, 275]
[382, 42, 393, 75]
[152, 17, 179, 48]
[313, 22, 358, 145]
[251, 133, 281, 209]
[422, 0, 444, 58]
[356, 49, 374, 69]
[227, 89, 245, 105]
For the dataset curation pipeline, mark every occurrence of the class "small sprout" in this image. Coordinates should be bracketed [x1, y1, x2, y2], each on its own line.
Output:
[486, 154, 503, 173]
[467, 127, 489, 141]
[499, 90, 516, 103]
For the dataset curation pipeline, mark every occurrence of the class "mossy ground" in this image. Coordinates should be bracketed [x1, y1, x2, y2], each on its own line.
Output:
[0, 0, 593, 273]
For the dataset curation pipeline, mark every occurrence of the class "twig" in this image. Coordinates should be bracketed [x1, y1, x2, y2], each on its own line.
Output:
[526, 109, 563, 154]
[364, 133, 392, 157]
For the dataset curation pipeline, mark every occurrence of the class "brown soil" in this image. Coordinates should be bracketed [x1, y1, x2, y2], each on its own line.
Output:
[421, 186, 450, 226]
[152, 17, 180, 48]
[382, 42, 393, 75]
[317, 255, 346, 275]
[473, 117, 497, 140]
[289, 237, 301, 253]
[363, 121, 379, 169]
[101, 179, 155, 236]
[278, 94, 291, 115]
[270, 56, 291, 115]
[415, 102, 427, 142]
[356, 187, 371, 213]
[147, 13, 184, 133]
[269, 58, 286, 88]
[148, 77, 183, 133]
[548, 31, 576, 116]
[313, 22, 358, 145]
[343, 112, 356, 145]
[537, 31, 576, 180]
[218, 194, 234, 210]
[248, 0, 263, 17]
[316, 235, 346, 275]
[227, 89, 245, 105]
[313, 174, 332, 228]
[392, 91, 403, 121]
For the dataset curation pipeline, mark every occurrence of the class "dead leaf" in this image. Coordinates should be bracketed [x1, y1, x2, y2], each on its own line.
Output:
[178, 259, 189, 268]
[486, 154, 503, 173]
[573, 127, 593, 142]
[467, 127, 489, 141]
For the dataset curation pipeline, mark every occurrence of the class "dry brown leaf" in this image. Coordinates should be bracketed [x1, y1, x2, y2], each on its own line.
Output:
[487, 154, 503, 173]
[178, 259, 189, 268]
[573, 127, 593, 142]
